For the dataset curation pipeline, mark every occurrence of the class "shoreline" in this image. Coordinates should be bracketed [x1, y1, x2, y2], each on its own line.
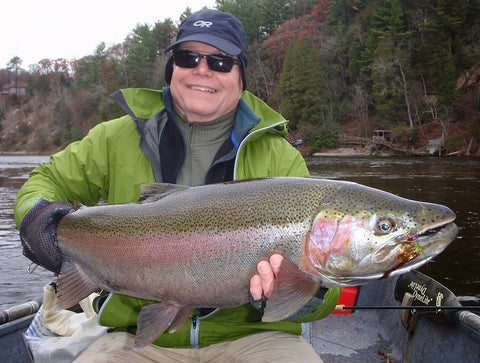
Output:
[312, 147, 367, 157]
[311, 147, 479, 157]
[2, 147, 477, 158]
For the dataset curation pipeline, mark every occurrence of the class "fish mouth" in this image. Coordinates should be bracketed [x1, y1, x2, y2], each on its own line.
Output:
[378, 221, 458, 280]
[416, 221, 458, 247]
[408, 221, 458, 261]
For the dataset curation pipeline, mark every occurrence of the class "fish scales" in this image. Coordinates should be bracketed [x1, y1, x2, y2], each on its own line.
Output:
[57, 179, 325, 305]
[53, 177, 457, 349]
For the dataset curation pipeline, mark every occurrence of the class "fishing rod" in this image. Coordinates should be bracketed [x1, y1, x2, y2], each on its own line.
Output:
[338, 305, 480, 311]
[338, 270, 480, 335]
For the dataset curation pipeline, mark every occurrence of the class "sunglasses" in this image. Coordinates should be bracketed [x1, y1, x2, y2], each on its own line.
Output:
[174, 50, 239, 73]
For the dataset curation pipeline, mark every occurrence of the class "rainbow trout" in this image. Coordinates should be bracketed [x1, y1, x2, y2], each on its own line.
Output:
[55, 177, 457, 349]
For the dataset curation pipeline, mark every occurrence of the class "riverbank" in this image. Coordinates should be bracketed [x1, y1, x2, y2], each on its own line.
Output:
[311, 145, 480, 157]
[312, 147, 367, 157]
[4, 143, 479, 159]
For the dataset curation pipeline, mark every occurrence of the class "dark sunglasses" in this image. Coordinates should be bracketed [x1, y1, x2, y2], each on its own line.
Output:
[174, 50, 239, 73]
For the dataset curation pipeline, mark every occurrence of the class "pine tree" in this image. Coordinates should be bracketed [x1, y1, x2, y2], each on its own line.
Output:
[327, 0, 365, 30]
[279, 38, 328, 127]
[124, 24, 159, 88]
[360, 0, 414, 125]
[420, 0, 468, 106]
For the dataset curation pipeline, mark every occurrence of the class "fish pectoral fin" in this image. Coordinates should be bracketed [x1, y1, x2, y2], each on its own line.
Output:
[56, 260, 99, 310]
[134, 302, 188, 350]
[262, 257, 321, 322]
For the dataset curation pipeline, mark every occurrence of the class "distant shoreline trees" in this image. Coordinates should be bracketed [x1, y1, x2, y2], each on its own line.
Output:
[1, 0, 479, 153]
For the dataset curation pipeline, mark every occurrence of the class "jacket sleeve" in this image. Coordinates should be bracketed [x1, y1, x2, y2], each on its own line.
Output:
[14, 123, 110, 227]
[289, 287, 342, 323]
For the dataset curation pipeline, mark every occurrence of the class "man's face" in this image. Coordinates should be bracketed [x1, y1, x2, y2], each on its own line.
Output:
[170, 42, 243, 122]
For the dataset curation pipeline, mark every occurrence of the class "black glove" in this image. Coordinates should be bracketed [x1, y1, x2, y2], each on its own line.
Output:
[19, 199, 73, 273]
[249, 292, 267, 311]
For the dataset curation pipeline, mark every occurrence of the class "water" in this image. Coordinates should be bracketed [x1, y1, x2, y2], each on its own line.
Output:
[0, 155, 52, 310]
[0, 155, 479, 310]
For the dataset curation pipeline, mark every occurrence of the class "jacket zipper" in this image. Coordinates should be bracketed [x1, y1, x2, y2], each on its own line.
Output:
[189, 309, 218, 348]
[190, 315, 199, 348]
[186, 123, 194, 186]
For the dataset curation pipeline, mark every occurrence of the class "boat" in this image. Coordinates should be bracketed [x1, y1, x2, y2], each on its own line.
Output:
[1, 271, 479, 362]
[0, 299, 41, 362]
[309, 271, 480, 362]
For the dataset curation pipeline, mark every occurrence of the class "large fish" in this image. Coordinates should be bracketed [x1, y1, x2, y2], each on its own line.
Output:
[54, 177, 457, 349]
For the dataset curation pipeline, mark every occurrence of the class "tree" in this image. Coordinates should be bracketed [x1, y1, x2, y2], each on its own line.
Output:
[258, 0, 293, 36]
[7, 56, 23, 91]
[216, 0, 301, 43]
[311, 0, 329, 23]
[264, 16, 325, 77]
[359, 0, 407, 72]
[105, 43, 130, 90]
[290, 0, 319, 18]
[246, 41, 276, 104]
[52, 97, 73, 145]
[327, 0, 365, 30]
[7, 56, 22, 73]
[279, 37, 328, 127]
[154, 18, 177, 50]
[123, 23, 160, 88]
[216, 0, 263, 43]
[420, 0, 467, 106]
[179, 7, 193, 23]
[359, 0, 415, 125]
[73, 43, 111, 89]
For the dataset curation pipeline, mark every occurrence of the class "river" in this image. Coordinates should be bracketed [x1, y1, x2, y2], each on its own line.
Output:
[1, 155, 53, 310]
[0, 154, 479, 310]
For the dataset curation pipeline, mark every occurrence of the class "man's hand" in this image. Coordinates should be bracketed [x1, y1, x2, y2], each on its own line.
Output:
[19, 199, 73, 273]
[250, 254, 284, 300]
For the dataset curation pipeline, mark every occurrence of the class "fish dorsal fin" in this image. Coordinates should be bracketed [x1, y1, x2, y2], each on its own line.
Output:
[139, 183, 190, 203]
[56, 259, 99, 310]
[262, 257, 321, 322]
[134, 303, 193, 350]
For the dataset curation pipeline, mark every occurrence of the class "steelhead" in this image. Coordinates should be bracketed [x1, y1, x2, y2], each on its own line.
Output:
[54, 177, 457, 349]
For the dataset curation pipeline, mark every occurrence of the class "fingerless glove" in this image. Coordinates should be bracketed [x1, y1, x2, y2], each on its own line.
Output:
[19, 199, 73, 273]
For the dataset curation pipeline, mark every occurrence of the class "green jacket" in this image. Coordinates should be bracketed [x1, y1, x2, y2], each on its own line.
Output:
[15, 88, 341, 348]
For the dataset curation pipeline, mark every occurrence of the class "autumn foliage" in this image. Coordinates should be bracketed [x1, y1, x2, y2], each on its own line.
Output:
[1, 0, 479, 154]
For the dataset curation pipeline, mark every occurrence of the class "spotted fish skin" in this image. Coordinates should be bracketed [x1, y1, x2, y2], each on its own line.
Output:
[54, 177, 457, 349]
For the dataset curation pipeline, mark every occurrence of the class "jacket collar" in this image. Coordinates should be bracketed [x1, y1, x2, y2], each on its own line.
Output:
[160, 87, 261, 148]
[113, 88, 285, 140]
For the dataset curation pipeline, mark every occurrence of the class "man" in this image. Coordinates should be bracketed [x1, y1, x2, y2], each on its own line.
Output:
[16, 9, 341, 362]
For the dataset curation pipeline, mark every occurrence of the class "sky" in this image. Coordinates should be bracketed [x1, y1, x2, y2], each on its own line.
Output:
[1, 0, 218, 69]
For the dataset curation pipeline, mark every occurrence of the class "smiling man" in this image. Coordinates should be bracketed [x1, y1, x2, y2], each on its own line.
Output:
[16, 9, 341, 362]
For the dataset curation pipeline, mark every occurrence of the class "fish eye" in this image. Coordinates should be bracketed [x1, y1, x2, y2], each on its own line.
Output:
[376, 219, 394, 234]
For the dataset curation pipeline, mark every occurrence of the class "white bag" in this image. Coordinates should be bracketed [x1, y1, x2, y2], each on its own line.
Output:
[24, 283, 108, 363]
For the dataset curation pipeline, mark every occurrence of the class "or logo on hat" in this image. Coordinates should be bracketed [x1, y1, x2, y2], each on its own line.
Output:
[193, 20, 213, 28]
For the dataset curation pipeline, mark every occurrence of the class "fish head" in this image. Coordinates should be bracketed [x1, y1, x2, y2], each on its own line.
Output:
[304, 182, 458, 286]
